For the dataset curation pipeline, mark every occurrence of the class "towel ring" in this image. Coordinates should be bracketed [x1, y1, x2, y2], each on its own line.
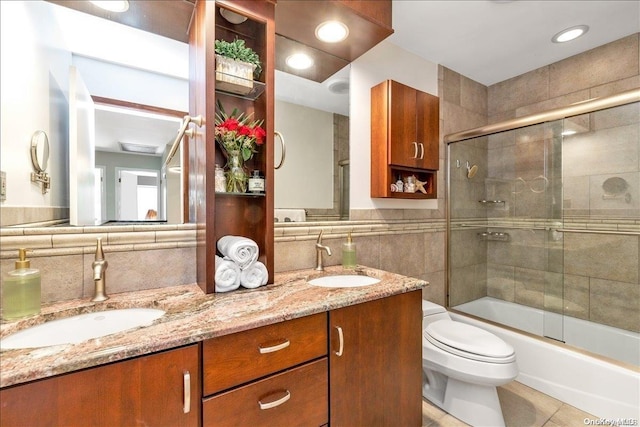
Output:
[275, 131, 286, 169]
[530, 175, 549, 193]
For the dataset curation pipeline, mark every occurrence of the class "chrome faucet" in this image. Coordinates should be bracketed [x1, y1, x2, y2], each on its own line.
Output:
[315, 230, 332, 271]
[91, 237, 109, 302]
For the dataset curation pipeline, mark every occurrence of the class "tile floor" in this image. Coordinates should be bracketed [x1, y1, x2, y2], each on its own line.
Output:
[422, 381, 596, 427]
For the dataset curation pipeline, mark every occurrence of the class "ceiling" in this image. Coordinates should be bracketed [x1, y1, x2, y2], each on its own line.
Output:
[389, 0, 640, 86]
[48, 0, 639, 154]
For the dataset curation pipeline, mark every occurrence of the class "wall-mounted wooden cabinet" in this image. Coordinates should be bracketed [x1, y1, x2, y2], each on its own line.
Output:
[371, 79, 439, 199]
[190, 1, 275, 293]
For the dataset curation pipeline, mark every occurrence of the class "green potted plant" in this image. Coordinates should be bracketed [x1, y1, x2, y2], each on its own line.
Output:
[214, 38, 262, 93]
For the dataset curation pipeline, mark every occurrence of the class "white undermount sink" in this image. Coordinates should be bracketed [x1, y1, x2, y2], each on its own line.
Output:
[307, 274, 381, 288]
[0, 308, 165, 350]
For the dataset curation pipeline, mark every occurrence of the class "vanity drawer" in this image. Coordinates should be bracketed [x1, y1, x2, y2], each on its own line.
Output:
[202, 312, 327, 395]
[202, 358, 328, 427]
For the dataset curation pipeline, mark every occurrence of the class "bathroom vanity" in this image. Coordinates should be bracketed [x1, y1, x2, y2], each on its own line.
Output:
[0, 266, 425, 427]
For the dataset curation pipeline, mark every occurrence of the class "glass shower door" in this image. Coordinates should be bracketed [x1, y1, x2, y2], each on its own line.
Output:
[447, 120, 565, 342]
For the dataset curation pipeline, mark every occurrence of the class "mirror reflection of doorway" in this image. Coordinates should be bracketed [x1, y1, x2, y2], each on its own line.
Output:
[115, 168, 161, 221]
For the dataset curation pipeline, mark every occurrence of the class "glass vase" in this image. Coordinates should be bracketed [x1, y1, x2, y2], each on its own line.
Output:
[226, 150, 248, 193]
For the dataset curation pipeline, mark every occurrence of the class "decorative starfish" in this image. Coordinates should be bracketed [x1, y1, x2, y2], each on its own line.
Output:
[415, 177, 428, 194]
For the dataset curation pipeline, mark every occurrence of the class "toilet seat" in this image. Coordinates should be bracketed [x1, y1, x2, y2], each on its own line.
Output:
[425, 320, 516, 363]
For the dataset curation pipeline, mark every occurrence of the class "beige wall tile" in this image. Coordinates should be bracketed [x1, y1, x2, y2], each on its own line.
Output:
[590, 277, 640, 332]
[379, 232, 425, 278]
[487, 264, 515, 302]
[549, 34, 639, 98]
[564, 233, 638, 284]
[514, 267, 545, 309]
[421, 270, 445, 306]
[1, 254, 84, 304]
[82, 247, 196, 297]
[562, 274, 590, 320]
[460, 74, 488, 116]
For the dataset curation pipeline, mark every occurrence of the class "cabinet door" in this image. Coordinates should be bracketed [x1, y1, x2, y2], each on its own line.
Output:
[0, 345, 200, 427]
[388, 80, 420, 168]
[415, 89, 439, 170]
[329, 290, 422, 427]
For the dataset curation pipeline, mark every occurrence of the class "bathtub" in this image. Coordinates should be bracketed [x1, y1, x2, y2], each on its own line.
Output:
[452, 297, 640, 420]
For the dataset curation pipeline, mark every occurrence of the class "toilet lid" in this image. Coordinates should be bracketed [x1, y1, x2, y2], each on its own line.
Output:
[425, 320, 515, 363]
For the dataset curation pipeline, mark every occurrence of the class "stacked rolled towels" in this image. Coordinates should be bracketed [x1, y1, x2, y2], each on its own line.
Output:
[216, 235, 268, 292]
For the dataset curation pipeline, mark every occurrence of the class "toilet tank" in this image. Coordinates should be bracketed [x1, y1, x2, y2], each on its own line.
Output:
[422, 300, 451, 328]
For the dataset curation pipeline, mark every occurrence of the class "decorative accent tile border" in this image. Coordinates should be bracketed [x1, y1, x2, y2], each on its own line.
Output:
[0, 224, 198, 258]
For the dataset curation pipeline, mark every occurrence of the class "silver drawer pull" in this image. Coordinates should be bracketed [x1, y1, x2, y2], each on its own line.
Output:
[258, 390, 291, 410]
[334, 326, 344, 356]
[259, 339, 290, 354]
[183, 371, 191, 414]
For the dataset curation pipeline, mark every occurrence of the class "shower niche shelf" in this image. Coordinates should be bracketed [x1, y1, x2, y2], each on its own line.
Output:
[478, 200, 505, 205]
[477, 231, 510, 242]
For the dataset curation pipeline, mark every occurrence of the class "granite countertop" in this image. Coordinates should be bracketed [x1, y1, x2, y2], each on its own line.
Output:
[0, 265, 426, 388]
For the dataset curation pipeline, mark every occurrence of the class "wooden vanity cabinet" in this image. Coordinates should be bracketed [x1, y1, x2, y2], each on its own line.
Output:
[0, 345, 200, 427]
[371, 79, 439, 199]
[201, 313, 328, 426]
[329, 290, 423, 426]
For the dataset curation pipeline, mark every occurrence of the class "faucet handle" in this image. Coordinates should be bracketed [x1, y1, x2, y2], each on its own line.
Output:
[316, 230, 324, 244]
[95, 237, 105, 261]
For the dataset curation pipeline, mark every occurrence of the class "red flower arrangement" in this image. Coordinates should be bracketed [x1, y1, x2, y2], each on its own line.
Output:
[215, 101, 266, 162]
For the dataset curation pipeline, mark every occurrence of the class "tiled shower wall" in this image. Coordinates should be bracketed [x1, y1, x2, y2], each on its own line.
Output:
[449, 33, 640, 333]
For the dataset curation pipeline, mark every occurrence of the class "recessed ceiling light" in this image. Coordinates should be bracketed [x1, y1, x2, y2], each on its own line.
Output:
[552, 25, 589, 43]
[561, 130, 577, 136]
[286, 53, 314, 70]
[315, 21, 349, 43]
[90, 1, 129, 13]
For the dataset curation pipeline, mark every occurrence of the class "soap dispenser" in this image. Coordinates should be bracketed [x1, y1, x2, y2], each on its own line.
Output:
[342, 231, 357, 268]
[2, 248, 41, 320]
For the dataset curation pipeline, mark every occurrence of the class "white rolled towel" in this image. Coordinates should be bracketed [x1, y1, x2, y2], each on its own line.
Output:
[214, 255, 241, 293]
[240, 261, 268, 289]
[217, 235, 259, 270]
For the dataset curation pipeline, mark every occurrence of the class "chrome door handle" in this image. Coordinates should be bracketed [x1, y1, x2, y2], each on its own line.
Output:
[418, 142, 424, 159]
[411, 141, 419, 159]
[259, 339, 290, 354]
[258, 390, 291, 410]
[183, 371, 191, 414]
[334, 326, 344, 356]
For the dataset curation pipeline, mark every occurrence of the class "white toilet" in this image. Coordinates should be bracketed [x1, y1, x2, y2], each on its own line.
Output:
[422, 300, 518, 427]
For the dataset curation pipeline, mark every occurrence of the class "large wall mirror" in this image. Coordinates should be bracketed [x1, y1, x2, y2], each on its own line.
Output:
[0, 0, 351, 229]
[274, 66, 350, 222]
[0, 1, 189, 227]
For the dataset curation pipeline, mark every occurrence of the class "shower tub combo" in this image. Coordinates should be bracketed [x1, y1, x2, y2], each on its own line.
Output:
[445, 89, 640, 420]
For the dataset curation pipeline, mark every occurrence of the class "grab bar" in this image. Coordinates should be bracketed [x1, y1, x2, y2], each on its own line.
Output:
[460, 224, 639, 236]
